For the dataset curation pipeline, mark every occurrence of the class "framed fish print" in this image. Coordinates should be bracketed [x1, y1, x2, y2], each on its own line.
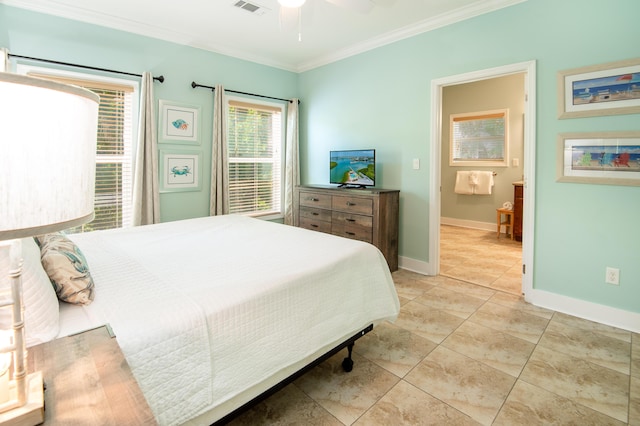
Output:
[159, 100, 200, 144]
[160, 150, 201, 192]
[557, 58, 640, 119]
[557, 131, 640, 186]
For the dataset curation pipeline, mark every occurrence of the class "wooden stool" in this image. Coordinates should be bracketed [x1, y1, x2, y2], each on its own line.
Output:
[496, 208, 514, 240]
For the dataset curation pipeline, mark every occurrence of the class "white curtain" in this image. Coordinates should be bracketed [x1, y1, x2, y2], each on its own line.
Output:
[210, 84, 229, 216]
[132, 72, 160, 225]
[283, 99, 300, 226]
[1, 48, 9, 72]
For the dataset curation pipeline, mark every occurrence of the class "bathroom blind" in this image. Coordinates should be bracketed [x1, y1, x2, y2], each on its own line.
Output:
[450, 109, 508, 166]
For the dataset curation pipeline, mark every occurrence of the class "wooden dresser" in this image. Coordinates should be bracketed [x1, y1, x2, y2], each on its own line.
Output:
[513, 181, 524, 242]
[28, 325, 156, 425]
[294, 185, 399, 271]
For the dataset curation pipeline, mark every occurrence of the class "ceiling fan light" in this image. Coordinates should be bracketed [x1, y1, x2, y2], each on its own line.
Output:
[278, 0, 306, 7]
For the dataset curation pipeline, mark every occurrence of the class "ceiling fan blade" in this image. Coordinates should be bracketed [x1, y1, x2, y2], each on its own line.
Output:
[324, 0, 374, 14]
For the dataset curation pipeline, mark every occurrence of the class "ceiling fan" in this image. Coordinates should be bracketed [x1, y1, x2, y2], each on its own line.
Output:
[277, 0, 395, 40]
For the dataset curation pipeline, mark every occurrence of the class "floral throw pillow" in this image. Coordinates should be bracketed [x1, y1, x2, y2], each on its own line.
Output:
[36, 233, 95, 305]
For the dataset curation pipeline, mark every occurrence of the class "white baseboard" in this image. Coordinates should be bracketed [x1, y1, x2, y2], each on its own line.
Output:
[397, 256, 640, 333]
[398, 256, 432, 275]
[526, 289, 640, 334]
[440, 217, 496, 232]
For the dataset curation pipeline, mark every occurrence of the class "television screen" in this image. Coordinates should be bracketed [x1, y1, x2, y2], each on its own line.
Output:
[330, 149, 375, 187]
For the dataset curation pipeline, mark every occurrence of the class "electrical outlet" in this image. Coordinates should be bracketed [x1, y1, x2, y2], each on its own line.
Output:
[605, 267, 620, 285]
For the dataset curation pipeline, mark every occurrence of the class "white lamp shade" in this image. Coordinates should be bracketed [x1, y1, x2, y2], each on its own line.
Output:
[0, 73, 99, 240]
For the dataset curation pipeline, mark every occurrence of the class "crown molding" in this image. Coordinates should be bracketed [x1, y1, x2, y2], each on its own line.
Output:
[0, 0, 299, 72]
[296, 0, 527, 72]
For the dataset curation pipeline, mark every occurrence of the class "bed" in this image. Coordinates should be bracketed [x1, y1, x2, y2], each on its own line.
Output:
[12, 214, 400, 425]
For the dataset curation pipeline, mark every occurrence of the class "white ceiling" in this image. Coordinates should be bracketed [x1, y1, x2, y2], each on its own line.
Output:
[2, 0, 525, 72]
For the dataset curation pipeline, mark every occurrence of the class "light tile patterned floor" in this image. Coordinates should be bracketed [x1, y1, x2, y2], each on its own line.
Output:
[440, 224, 522, 295]
[229, 228, 639, 425]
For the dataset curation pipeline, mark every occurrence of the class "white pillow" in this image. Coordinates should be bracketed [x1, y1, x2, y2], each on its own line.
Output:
[0, 238, 60, 347]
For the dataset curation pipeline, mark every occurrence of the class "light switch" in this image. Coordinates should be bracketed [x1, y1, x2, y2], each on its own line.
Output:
[413, 158, 420, 170]
[512, 158, 519, 167]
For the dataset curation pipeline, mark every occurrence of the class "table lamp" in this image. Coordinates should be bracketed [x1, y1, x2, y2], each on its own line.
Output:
[0, 72, 99, 424]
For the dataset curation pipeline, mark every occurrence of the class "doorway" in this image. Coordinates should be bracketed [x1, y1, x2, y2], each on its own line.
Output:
[428, 61, 536, 298]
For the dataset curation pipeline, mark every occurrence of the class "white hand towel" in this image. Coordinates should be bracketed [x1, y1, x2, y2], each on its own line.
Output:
[474, 171, 494, 195]
[454, 171, 474, 194]
[469, 171, 479, 186]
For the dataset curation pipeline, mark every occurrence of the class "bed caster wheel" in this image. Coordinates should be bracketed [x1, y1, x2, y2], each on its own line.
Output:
[342, 357, 353, 372]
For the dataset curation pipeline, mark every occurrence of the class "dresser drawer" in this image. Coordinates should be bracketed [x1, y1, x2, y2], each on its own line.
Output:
[332, 195, 373, 215]
[299, 191, 332, 210]
[300, 206, 332, 222]
[294, 185, 399, 272]
[332, 223, 373, 243]
[300, 217, 332, 234]
[332, 211, 373, 228]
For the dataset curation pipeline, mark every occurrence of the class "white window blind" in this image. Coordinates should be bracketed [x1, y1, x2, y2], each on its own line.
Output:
[227, 99, 283, 217]
[28, 73, 134, 232]
[450, 109, 508, 166]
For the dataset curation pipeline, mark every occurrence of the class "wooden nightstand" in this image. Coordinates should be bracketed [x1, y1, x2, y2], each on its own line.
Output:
[27, 325, 156, 425]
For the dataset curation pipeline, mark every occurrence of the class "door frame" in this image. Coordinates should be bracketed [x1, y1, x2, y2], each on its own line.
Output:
[429, 60, 536, 298]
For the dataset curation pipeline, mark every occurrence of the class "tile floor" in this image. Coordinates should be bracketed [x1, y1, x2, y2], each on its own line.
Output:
[439, 224, 522, 296]
[229, 228, 639, 426]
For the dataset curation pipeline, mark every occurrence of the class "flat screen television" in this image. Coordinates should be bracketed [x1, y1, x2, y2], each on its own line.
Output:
[330, 149, 376, 188]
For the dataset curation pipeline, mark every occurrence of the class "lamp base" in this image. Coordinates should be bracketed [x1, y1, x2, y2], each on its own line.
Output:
[0, 372, 44, 426]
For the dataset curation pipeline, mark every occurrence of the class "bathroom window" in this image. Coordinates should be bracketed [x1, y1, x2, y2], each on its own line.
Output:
[450, 109, 508, 167]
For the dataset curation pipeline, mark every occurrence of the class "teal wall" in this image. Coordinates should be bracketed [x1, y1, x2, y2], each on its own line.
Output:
[298, 0, 640, 314]
[2, 0, 639, 315]
[0, 4, 298, 223]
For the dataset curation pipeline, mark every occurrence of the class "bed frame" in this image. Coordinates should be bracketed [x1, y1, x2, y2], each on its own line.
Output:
[211, 324, 374, 425]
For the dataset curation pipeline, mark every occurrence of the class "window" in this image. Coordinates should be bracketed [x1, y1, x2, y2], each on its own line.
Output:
[450, 109, 508, 166]
[20, 66, 137, 232]
[227, 98, 284, 218]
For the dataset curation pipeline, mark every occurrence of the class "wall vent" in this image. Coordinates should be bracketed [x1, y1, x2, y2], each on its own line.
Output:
[233, 1, 269, 16]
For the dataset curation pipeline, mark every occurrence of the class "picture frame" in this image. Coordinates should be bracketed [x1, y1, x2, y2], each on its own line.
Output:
[159, 100, 200, 144]
[557, 58, 640, 119]
[557, 131, 640, 186]
[160, 150, 201, 192]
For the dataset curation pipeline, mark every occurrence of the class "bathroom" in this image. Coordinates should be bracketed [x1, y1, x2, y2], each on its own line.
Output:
[439, 73, 525, 294]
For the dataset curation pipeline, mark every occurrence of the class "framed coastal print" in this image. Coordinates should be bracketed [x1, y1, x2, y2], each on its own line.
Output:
[159, 100, 200, 144]
[557, 58, 640, 119]
[160, 150, 201, 192]
[557, 131, 640, 186]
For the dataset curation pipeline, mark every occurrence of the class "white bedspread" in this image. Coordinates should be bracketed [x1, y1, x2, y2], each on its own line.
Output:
[66, 215, 400, 425]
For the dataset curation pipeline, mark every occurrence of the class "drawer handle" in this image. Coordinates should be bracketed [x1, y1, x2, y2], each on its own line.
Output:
[309, 197, 319, 202]
[346, 231, 355, 236]
[346, 202, 356, 206]
[311, 224, 318, 228]
[312, 212, 319, 216]
[346, 218, 355, 222]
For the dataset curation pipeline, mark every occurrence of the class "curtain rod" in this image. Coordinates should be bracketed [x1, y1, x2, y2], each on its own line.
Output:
[8, 54, 165, 83]
[191, 81, 299, 104]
